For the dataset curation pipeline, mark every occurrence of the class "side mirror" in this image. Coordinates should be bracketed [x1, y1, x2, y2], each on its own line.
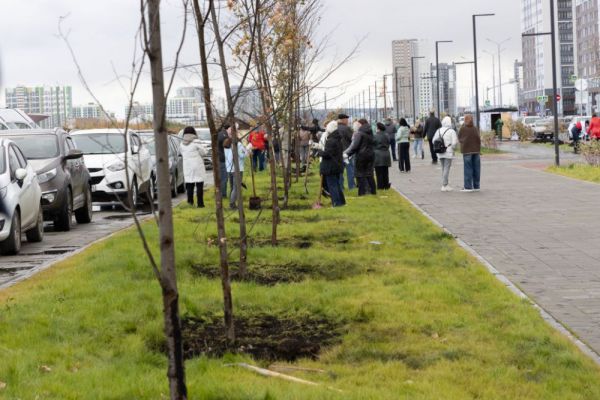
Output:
[15, 168, 27, 182]
[64, 149, 83, 160]
[131, 144, 140, 155]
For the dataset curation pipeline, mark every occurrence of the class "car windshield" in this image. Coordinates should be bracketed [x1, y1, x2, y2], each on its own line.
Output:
[73, 133, 126, 154]
[197, 130, 211, 141]
[139, 135, 156, 155]
[5, 135, 60, 159]
[0, 146, 5, 174]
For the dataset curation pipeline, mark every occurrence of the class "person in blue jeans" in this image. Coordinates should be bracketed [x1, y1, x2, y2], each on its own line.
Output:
[318, 121, 346, 207]
[457, 114, 481, 192]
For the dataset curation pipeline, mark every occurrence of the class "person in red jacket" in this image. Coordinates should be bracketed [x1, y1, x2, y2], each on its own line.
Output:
[588, 113, 600, 140]
[249, 128, 267, 171]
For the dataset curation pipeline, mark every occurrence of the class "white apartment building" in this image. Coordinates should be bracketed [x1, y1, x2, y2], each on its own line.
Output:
[419, 71, 434, 118]
[5, 85, 72, 128]
[166, 86, 206, 125]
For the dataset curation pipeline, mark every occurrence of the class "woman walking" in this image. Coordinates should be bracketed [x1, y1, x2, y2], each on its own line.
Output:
[411, 119, 425, 159]
[458, 114, 481, 192]
[345, 119, 376, 196]
[180, 126, 207, 207]
[395, 118, 411, 172]
[432, 116, 458, 192]
[374, 122, 391, 189]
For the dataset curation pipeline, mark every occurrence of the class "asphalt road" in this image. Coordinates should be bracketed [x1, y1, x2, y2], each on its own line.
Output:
[0, 194, 186, 290]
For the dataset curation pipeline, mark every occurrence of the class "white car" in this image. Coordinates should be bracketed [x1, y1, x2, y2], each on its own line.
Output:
[0, 108, 39, 129]
[70, 129, 153, 208]
[0, 138, 44, 255]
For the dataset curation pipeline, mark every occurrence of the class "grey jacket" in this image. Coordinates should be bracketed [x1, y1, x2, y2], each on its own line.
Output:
[374, 131, 392, 167]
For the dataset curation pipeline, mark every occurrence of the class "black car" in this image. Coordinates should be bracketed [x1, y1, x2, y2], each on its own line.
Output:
[0, 129, 93, 231]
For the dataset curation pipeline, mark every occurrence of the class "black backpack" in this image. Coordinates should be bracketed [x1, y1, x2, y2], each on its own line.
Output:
[433, 129, 450, 154]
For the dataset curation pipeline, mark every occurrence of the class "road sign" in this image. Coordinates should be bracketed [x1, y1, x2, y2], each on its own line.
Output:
[484, 100, 491, 107]
[571, 74, 578, 83]
[556, 94, 561, 101]
[536, 95, 548, 103]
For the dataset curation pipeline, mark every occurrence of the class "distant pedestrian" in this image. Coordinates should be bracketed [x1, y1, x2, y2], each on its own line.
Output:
[396, 118, 411, 173]
[180, 126, 207, 207]
[299, 127, 311, 166]
[458, 114, 481, 192]
[589, 113, 600, 140]
[374, 122, 391, 189]
[338, 113, 355, 190]
[217, 124, 230, 198]
[224, 136, 249, 209]
[301, 118, 326, 143]
[385, 118, 398, 161]
[249, 127, 267, 171]
[424, 111, 442, 164]
[411, 119, 425, 159]
[345, 119, 376, 196]
[318, 120, 345, 207]
[571, 122, 582, 154]
[432, 116, 458, 192]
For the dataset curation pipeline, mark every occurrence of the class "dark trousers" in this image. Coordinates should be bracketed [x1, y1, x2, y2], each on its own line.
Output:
[375, 166, 390, 190]
[252, 149, 265, 171]
[357, 176, 376, 196]
[463, 154, 481, 190]
[427, 138, 438, 163]
[186, 182, 204, 206]
[219, 161, 228, 198]
[398, 142, 411, 172]
[324, 174, 346, 207]
[389, 138, 397, 161]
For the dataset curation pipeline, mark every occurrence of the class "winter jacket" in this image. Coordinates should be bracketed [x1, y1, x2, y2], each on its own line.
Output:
[432, 117, 459, 159]
[345, 124, 375, 178]
[225, 142, 248, 173]
[300, 123, 325, 142]
[395, 126, 410, 143]
[374, 130, 392, 167]
[384, 121, 398, 143]
[180, 133, 207, 183]
[338, 122, 354, 151]
[299, 129, 311, 146]
[249, 130, 266, 150]
[458, 123, 481, 154]
[319, 130, 344, 176]
[589, 117, 600, 139]
[217, 129, 228, 162]
[412, 124, 424, 139]
[424, 115, 442, 140]
[571, 125, 582, 141]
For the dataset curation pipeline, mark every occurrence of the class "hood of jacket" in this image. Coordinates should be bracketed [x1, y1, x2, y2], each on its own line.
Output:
[441, 116, 452, 128]
[326, 120, 338, 134]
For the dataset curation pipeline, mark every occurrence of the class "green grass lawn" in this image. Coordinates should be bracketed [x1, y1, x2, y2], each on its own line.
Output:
[1, 166, 600, 399]
[548, 163, 600, 184]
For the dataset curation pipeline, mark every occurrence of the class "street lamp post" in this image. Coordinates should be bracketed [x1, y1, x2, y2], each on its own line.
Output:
[487, 37, 511, 108]
[473, 13, 495, 131]
[375, 81, 379, 122]
[436, 40, 453, 117]
[411, 56, 425, 124]
[482, 50, 497, 107]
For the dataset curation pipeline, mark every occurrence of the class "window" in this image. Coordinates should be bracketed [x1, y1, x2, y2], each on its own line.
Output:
[8, 146, 21, 180]
[13, 146, 27, 168]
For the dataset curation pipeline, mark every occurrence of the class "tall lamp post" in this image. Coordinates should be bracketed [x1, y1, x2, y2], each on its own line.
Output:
[436, 40, 453, 117]
[522, 1, 560, 166]
[482, 50, 497, 107]
[487, 37, 511, 107]
[411, 56, 425, 123]
[472, 13, 495, 131]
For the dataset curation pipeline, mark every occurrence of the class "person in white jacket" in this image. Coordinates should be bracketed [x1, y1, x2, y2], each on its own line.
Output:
[224, 135, 249, 209]
[180, 126, 207, 207]
[431, 116, 459, 192]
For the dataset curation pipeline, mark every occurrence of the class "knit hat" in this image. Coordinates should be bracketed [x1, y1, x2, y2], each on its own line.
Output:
[183, 126, 197, 135]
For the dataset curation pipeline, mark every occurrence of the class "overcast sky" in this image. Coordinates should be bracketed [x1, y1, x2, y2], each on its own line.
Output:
[0, 0, 523, 117]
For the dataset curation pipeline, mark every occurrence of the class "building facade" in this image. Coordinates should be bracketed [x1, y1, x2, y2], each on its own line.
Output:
[430, 63, 457, 117]
[521, 0, 576, 115]
[575, 0, 600, 113]
[418, 70, 434, 118]
[5, 85, 72, 128]
[166, 86, 206, 125]
[232, 86, 262, 120]
[392, 39, 421, 120]
[124, 102, 154, 122]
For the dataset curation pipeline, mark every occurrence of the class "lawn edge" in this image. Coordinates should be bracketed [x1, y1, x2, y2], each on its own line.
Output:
[545, 164, 600, 186]
[392, 183, 600, 367]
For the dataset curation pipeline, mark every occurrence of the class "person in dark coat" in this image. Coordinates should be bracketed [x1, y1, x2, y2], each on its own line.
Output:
[337, 113, 355, 190]
[300, 118, 326, 143]
[318, 120, 345, 207]
[374, 122, 392, 190]
[423, 111, 442, 164]
[345, 119, 376, 196]
[385, 118, 398, 161]
[217, 124, 230, 198]
[458, 114, 481, 192]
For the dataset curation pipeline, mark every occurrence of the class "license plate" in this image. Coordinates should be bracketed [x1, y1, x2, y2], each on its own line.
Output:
[91, 185, 97, 192]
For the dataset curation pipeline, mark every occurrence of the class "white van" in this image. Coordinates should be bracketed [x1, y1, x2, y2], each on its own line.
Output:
[70, 129, 153, 208]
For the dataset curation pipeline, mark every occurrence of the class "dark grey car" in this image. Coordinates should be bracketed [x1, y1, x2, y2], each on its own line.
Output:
[0, 129, 93, 231]
[139, 132, 185, 197]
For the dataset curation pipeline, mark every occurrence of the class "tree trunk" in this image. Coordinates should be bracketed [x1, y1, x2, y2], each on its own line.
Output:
[146, 1, 187, 398]
[192, 0, 234, 342]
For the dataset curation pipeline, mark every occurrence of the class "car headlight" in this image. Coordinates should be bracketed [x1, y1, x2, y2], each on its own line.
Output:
[107, 161, 126, 172]
[37, 168, 57, 184]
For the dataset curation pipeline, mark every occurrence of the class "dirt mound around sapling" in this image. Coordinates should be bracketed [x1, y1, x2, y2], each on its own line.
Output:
[181, 313, 344, 361]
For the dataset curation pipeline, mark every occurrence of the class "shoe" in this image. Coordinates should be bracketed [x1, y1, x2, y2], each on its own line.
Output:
[321, 189, 331, 198]
[421, 152, 425, 159]
[229, 204, 237, 210]
[460, 188, 474, 193]
[441, 185, 453, 192]
[241, 182, 248, 189]
[473, 188, 480, 192]
[198, 204, 205, 208]
[432, 160, 438, 164]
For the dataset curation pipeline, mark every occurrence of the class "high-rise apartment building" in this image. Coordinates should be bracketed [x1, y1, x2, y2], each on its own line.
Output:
[392, 39, 421, 119]
[418, 70, 434, 117]
[575, 0, 600, 112]
[5, 85, 72, 128]
[430, 63, 457, 117]
[521, 0, 576, 115]
[166, 86, 206, 125]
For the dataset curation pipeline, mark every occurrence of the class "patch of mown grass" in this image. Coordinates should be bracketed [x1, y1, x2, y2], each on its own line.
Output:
[1, 164, 600, 399]
[548, 163, 600, 183]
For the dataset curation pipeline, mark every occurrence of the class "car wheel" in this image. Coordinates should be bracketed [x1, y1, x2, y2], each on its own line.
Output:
[0, 211, 21, 255]
[55, 188, 73, 231]
[125, 176, 139, 209]
[26, 204, 44, 243]
[75, 185, 93, 224]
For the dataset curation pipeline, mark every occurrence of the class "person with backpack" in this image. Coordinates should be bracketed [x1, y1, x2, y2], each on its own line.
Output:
[458, 114, 481, 192]
[396, 118, 411, 173]
[345, 119, 376, 196]
[432, 116, 458, 192]
[374, 122, 392, 189]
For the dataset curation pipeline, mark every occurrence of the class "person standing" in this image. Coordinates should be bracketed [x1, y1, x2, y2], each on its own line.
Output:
[411, 119, 425, 159]
[249, 127, 267, 171]
[301, 118, 326, 143]
[432, 116, 458, 192]
[299, 127, 311, 167]
[571, 122, 582, 154]
[345, 119, 376, 196]
[589, 113, 600, 140]
[318, 120, 345, 207]
[458, 114, 481, 192]
[338, 113, 355, 190]
[424, 111, 442, 164]
[374, 122, 392, 190]
[217, 124, 230, 199]
[385, 118, 398, 161]
[224, 137, 249, 209]
[396, 118, 411, 173]
[180, 126, 207, 207]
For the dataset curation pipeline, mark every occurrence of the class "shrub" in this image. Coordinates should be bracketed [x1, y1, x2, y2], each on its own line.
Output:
[481, 131, 498, 150]
[506, 119, 534, 142]
[580, 140, 600, 166]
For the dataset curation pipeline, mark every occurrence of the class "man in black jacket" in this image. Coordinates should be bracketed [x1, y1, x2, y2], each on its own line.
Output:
[337, 113, 355, 190]
[423, 111, 442, 164]
[384, 119, 398, 161]
[319, 128, 346, 207]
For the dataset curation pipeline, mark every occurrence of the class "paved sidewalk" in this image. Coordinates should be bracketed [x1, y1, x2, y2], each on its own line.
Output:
[390, 146, 600, 353]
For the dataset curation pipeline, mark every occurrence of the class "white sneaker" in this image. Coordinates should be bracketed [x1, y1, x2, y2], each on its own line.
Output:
[441, 185, 453, 192]
[460, 188, 474, 193]
[473, 188, 480, 192]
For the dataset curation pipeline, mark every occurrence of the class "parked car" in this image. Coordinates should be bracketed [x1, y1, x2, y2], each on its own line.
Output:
[138, 132, 185, 197]
[0, 108, 39, 129]
[70, 129, 153, 208]
[176, 127, 213, 170]
[0, 129, 93, 231]
[0, 138, 44, 254]
[521, 116, 542, 129]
